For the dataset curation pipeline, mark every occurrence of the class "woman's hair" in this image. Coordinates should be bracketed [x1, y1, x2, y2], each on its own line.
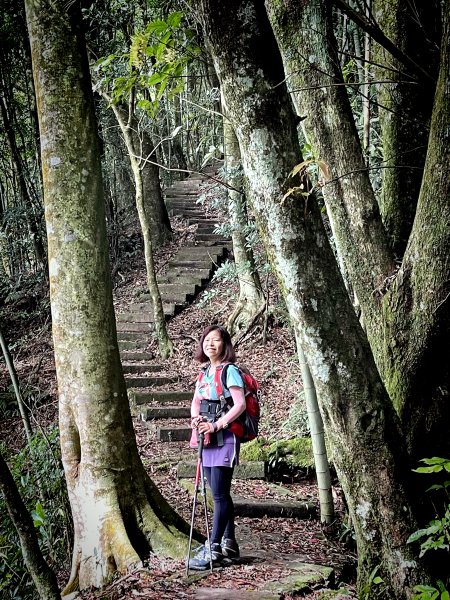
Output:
[194, 324, 236, 364]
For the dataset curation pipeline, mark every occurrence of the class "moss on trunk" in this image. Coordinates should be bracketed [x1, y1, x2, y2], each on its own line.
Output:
[25, 0, 185, 591]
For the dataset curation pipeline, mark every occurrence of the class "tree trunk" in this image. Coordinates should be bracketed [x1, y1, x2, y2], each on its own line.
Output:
[265, 0, 395, 359]
[382, 5, 450, 461]
[0, 451, 60, 600]
[0, 329, 33, 443]
[109, 100, 173, 359]
[373, 0, 441, 257]
[196, 1, 428, 595]
[222, 114, 265, 335]
[266, 0, 450, 460]
[130, 124, 172, 249]
[25, 0, 188, 591]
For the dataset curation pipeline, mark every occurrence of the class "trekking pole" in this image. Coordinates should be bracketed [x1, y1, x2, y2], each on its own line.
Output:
[186, 430, 213, 574]
[198, 431, 213, 573]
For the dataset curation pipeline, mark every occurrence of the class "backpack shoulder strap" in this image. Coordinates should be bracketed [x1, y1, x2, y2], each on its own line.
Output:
[214, 363, 227, 398]
[197, 363, 209, 384]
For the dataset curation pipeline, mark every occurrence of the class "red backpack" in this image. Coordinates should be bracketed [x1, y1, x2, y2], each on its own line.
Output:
[198, 363, 261, 443]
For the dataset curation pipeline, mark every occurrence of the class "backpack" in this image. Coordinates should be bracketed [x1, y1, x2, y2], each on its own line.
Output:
[198, 363, 261, 443]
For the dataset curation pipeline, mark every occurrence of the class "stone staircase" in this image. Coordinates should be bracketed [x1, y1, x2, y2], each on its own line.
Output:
[116, 169, 317, 522]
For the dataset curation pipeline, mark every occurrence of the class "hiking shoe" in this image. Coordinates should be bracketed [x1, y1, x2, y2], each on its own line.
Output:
[221, 537, 240, 559]
[188, 543, 223, 570]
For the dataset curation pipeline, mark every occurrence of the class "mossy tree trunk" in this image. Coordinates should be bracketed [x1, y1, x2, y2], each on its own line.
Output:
[372, 0, 441, 257]
[222, 115, 265, 336]
[24, 0, 188, 591]
[196, 1, 429, 596]
[265, 0, 450, 462]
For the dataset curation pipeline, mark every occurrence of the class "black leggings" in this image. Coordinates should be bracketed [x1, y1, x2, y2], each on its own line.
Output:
[203, 466, 235, 545]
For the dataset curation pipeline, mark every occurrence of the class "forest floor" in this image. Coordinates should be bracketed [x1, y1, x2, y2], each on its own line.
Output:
[0, 217, 358, 599]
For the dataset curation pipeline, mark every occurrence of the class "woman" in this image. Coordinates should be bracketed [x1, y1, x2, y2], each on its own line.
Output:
[188, 324, 246, 570]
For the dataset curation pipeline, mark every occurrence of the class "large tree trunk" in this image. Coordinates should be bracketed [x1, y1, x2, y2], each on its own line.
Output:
[196, 1, 429, 596]
[373, 0, 441, 257]
[384, 6, 450, 460]
[24, 0, 188, 591]
[265, 0, 450, 461]
[265, 0, 395, 358]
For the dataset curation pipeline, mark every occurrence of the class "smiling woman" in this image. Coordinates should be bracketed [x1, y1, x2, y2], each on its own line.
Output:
[189, 324, 246, 570]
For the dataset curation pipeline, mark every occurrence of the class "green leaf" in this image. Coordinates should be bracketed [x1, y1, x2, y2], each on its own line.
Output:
[167, 12, 183, 29]
[147, 72, 163, 86]
[145, 20, 167, 35]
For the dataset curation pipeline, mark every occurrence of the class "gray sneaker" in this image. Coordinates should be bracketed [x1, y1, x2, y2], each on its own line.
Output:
[188, 543, 223, 570]
[221, 537, 240, 559]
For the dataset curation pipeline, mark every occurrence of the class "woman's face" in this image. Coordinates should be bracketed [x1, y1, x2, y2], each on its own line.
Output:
[202, 329, 224, 362]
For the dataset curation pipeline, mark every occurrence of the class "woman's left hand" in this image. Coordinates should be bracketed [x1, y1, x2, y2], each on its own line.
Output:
[197, 420, 215, 434]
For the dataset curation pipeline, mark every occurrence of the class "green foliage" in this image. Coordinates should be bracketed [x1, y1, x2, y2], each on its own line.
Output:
[412, 581, 449, 600]
[360, 565, 386, 599]
[0, 428, 71, 599]
[407, 458, 450, 599]
[95, 12, 201, 117]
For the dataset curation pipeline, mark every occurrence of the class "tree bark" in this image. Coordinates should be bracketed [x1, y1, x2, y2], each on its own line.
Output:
[266, 0, 450, 461]
[382, 5, 450, 460]
[130, 123, 172, 249]
[222, 114, 265, 335]
[373, 0, 441, 257]
[265, 0, 395, 357]
[196, 1, 428, 595]
[24, 0, 188, 591]
[0, 451, 60, 600]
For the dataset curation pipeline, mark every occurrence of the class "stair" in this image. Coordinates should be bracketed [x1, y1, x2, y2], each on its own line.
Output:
[115, 168, 316, 520]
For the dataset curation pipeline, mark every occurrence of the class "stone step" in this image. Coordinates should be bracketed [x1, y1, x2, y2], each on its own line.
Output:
[177, 461, 266, 480]
[168, 209, 205, 217]
[118, 303, 175, 319]
[187, 218, 220, 226]
[168, 259, 215, 270]
[167, 267, 211, 280]
[128, 302, 176, 315]
[157, 274, 206, 286]
[141, 405, 191, 420]
[125, 375, 178, 388]
[117, 332, 149, 342]
[139, 283, 197, 303]
[120, 351, 154, 361]
[157, 426, 191, 442]
[165, 198, 199, 206]
[195, 224, 217, 234]
[117, 321, 154, 333]
[233, 497, 317, 519]
[195, 233, 230, 242]
[118, 306, 179, 324]
[178, 482, 317, 519]
[130, 390, 193, 405]
[122, 363, 162, 375]
[118, 340, 144, 350]
[175, 246, 224, 258]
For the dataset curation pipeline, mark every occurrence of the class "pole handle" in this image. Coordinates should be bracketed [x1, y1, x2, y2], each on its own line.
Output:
[198, 432, 205, 457]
